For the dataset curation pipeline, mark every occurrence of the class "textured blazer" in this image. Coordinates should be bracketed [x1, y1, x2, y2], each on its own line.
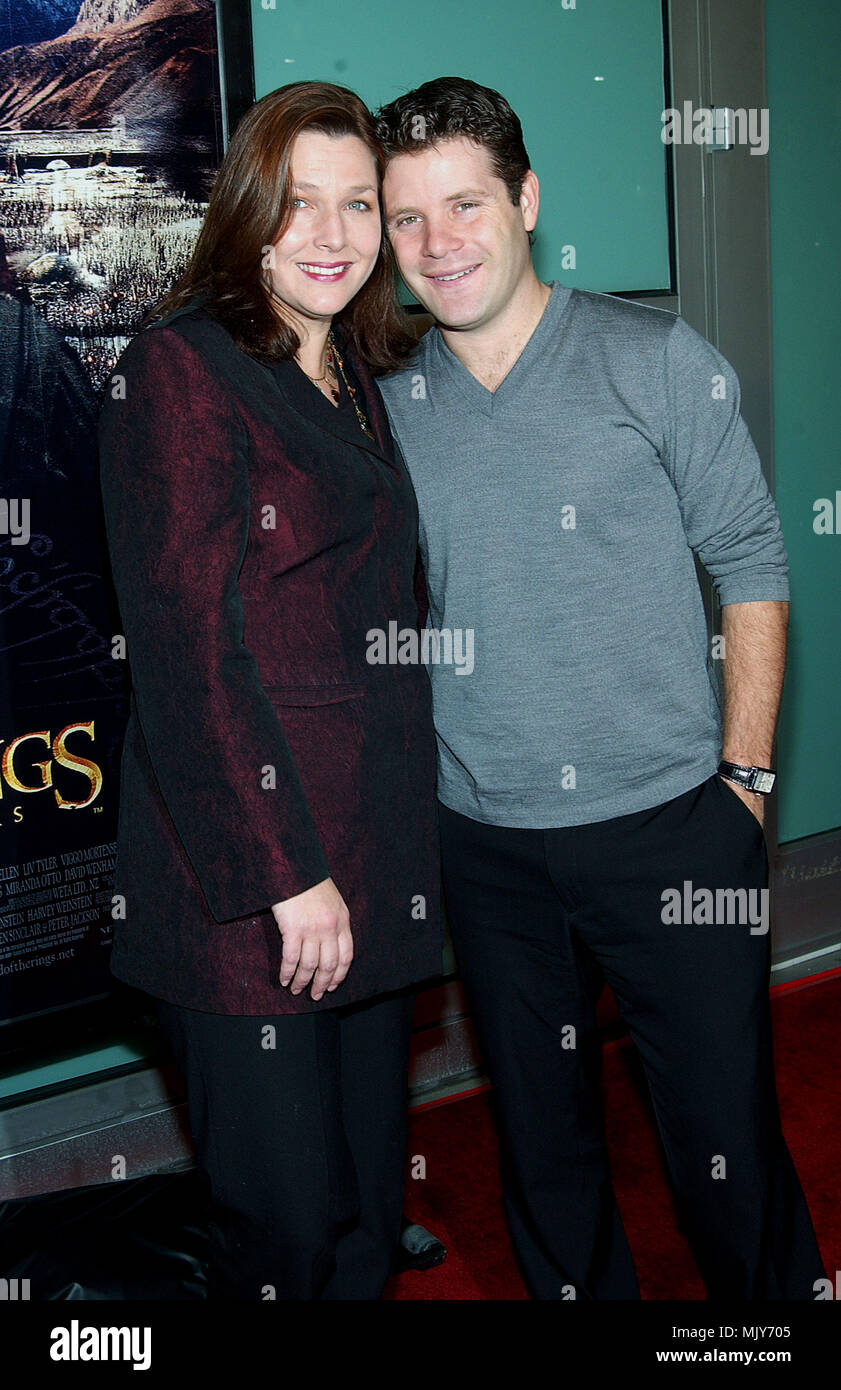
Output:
[97, 303, 443, 1014]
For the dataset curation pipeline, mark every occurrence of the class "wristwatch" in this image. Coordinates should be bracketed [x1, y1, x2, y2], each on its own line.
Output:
[718, 760, 776, 794]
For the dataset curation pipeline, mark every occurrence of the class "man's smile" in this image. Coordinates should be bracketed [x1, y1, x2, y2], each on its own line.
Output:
[425, 263, 482, 283]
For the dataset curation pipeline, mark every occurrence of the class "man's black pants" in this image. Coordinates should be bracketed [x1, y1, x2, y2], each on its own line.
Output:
[155, 987, 415, 1300]
[438, 772, 826, 1300]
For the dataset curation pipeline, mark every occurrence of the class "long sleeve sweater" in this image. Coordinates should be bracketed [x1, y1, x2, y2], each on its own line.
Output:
[376, 280, 789, 828]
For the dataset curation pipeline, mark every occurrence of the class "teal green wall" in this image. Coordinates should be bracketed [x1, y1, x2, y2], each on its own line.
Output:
[250, 0, 670, 294]
[766, 1, 841, 843]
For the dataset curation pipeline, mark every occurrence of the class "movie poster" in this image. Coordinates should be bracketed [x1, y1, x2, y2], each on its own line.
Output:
[0, 0, 225, 1026]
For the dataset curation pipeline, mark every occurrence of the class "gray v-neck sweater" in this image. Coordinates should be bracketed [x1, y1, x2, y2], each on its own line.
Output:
[376, 280, 789, 828]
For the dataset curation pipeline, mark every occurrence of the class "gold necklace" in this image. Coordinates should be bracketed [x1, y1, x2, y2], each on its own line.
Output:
[302, 335, 339, 403]
[305, 331, 376, 440]
[304, 350, 335, 386]
[264, 278, 376, 440]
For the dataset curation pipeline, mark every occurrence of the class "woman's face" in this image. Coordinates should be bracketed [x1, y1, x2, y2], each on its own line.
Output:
[264, 130, 382, 330]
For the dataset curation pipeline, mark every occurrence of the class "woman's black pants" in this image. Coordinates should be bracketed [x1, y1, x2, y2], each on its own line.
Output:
[438, 772, 827, 1301]
[155, 986, 415, 1300]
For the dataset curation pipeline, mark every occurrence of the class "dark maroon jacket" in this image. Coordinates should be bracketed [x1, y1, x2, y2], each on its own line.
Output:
[97, 303, 443, 1014]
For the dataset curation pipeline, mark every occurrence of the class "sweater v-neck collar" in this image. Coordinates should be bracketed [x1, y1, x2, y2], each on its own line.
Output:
[429, 279, 574, 416]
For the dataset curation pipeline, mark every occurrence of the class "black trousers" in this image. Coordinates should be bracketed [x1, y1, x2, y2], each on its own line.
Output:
[155, 987, 415, 1300]
[439, 772, 827, 1300]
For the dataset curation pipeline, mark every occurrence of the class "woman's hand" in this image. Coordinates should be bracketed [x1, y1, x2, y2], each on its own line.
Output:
[271, 877, 353, 1000]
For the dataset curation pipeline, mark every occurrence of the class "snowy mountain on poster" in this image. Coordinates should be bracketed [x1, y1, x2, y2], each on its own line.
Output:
[72, 0, 163, 30]
[0, 0, 218, 147]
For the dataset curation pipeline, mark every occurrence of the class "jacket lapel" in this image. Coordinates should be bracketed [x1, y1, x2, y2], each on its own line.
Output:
[268, 322, 398, 471]
[152, 300, 399, 472]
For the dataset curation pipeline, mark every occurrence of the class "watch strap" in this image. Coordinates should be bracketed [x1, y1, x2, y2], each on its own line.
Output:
[718, 760, 776, 794]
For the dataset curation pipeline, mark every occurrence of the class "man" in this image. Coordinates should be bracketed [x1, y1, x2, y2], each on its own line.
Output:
[373, 77, 826, 1300]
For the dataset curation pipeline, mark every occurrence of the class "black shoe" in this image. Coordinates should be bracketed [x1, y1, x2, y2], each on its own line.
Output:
[395, 1218, 447, 1273]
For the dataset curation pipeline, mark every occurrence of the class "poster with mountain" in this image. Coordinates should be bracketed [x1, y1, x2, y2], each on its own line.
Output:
[0, 0, 229, 1032]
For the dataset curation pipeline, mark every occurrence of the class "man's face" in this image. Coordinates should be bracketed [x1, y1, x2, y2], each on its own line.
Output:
[382, 135, 537, 331]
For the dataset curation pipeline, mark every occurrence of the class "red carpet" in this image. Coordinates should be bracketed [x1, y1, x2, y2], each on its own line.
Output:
[384, 971, 841, 1299]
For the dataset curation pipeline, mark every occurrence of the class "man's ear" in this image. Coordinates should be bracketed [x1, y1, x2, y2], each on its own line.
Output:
[520, 169, 540, 233]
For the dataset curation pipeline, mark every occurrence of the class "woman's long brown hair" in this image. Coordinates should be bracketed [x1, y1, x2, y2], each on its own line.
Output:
[144, 81, 418, 372]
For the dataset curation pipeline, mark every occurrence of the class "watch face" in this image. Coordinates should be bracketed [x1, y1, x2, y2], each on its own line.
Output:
[753, 770, 776, 793]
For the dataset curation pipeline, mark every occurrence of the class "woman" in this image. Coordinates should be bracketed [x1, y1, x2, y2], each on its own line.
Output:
[97, 82, 443, 1300]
